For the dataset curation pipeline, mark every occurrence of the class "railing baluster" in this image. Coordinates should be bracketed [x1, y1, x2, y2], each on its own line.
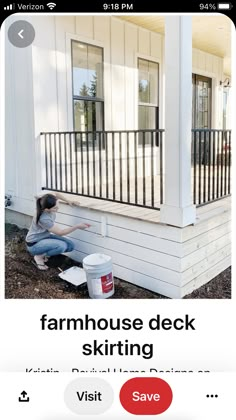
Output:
[220, 130, 224, 197]
[119, 132, 122, 201]
[69, 133, 73, 192]
[160, 131, 163, 205]
[198, 132, 202, 205]
[112, 132, 115, 200]
[59, 133, 63, 191]
[105, 132, 109, 199]
[228, 131, 231, 195]
[203, 130, 206, 203]
[208, 130, 211, 202]
[151, 131, 154, 207]
[224, 131, 227, 196]
[99, 132, 102, 197]
[63, 134, 68, 192]
[86, 132, 90, 195]
[127, 132, 130, 203]
[142, 131, 146, 205]
[134, 132, 138, 204]
[80, 133, 84, 195]
[49, 133, 53, 189]
[74, 134, 78, 194]
[93, 132, 96, 196]
[193, 131, 196, 204]
[216, 131, 220, 199]
[212, 131, 216, 200]
[44, 134, 48, 189]
[54, 134, 57, 190]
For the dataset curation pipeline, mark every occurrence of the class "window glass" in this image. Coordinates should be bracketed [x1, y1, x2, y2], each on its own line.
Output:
[138, 59, 158, 105]
[138, 58, 159, 145]
[72, 40, 104, 144]
[72, 41, 103, 99]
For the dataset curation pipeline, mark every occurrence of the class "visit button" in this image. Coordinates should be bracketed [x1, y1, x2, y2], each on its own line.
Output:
[119, 377, 173, 415]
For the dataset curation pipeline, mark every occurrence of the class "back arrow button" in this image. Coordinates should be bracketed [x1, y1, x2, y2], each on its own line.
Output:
[8, 20, 35, 48]
[18, 29, 24, 39]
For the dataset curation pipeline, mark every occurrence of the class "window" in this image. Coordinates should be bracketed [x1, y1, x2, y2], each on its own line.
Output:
[192, 74, 212, 129]
[191, 74, 212, 165]
[72, 41, 104, 147]
[138, 58, 159, 145]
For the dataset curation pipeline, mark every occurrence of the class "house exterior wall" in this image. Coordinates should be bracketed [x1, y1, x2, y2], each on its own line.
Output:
[5, 15, 226, 205]
[5, 17, 36, 204]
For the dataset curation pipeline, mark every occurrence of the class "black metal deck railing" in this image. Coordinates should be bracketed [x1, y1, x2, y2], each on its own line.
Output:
[40, 128, 231, 210]
[40, 130, 164, 210]
[192, 129, 231, 206]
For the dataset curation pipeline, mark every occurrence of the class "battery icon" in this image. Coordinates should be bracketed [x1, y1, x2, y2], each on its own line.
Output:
[217, 3, 233, 9]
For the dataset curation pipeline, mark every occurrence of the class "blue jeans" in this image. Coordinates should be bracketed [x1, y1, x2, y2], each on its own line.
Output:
[27, 234, 74, 257]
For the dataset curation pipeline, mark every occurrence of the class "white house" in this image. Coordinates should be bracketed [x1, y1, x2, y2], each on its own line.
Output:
[4, 14, 232, 298]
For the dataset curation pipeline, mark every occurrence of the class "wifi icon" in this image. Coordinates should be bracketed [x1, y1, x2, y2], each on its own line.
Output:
[47, 2, 56, 9]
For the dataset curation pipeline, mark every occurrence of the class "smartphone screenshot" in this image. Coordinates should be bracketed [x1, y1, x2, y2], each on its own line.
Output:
[0, 2, 235, 418]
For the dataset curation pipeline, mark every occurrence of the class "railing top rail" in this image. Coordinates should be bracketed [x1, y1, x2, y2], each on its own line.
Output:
[192, 128, 232, 132]
[40, 129, 165, 135]
[40, 128, 231, 135]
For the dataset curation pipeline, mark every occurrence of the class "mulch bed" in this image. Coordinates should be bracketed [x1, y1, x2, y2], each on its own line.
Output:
[5, 223, 231, 299]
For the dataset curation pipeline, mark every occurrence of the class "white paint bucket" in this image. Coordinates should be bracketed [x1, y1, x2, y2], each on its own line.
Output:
[82, 253, 114, 299]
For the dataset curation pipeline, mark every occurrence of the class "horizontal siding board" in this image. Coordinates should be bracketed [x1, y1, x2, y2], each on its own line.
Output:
[181, 210, 231, 242]
[182, 256, 231, 298]
[182, 221, 231, 257]
[182, 244, 231, 286]
[57, 203, 182, 241]
[56, 211, 183, 257]
[56, 212, 181, 270]
[68, 236, 181, 286]
[181, 232, 231, 271]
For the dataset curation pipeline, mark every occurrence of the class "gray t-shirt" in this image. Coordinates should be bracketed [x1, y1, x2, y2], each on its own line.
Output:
[26, 212, 56, 243]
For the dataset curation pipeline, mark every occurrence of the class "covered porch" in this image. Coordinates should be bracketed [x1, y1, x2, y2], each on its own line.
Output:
[5, 14, 232, 297]
[37, 15, 231, 297]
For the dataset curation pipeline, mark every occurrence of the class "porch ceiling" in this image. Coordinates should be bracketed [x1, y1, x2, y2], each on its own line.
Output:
[118, 15, 232, 76]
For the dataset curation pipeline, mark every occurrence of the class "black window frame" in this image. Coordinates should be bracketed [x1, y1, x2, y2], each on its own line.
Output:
[138, 57, 159, 146]
[192, 74, 212, 129]
[71, 40, 105, 148]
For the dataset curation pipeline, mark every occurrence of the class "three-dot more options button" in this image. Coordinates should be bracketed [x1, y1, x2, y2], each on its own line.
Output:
[119, 377, 173, 415]
[64, 378, 114, 415]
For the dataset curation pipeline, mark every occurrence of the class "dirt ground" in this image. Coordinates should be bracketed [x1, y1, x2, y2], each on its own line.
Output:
[5, 223, 231, 299]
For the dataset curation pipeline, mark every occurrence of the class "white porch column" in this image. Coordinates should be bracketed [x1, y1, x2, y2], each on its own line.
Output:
[160, 16, 196, 227]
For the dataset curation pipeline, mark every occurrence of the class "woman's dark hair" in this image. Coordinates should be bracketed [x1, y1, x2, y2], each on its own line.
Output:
[36, 194, 57, 224]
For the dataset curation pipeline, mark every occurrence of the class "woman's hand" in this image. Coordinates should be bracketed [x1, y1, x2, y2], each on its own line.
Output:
[68, 200, 80, 207]
[77, 223, 91, 230]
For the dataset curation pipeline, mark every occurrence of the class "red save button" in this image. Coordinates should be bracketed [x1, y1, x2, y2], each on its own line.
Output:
[119, 377, 173, 415]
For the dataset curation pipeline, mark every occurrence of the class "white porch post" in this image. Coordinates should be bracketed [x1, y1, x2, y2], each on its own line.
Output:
[160, 16, 196, 227]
